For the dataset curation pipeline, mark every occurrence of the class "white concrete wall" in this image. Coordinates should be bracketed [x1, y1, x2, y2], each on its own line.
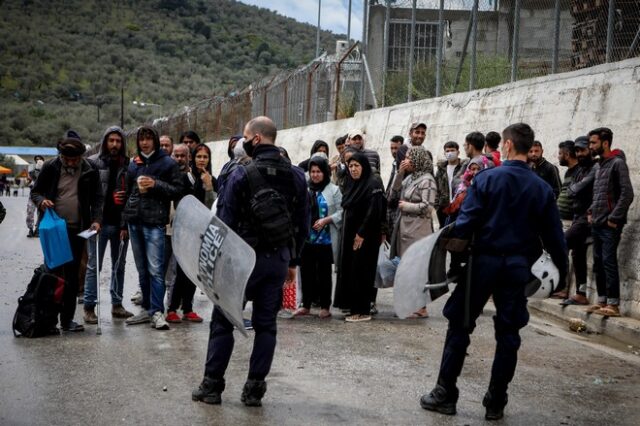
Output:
[208, 57, 640, 319]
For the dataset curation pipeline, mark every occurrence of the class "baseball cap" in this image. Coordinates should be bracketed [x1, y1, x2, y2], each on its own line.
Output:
[574, 136, 589, 149]
[410, 122, 427, 131]
[348, 129, 364, 139]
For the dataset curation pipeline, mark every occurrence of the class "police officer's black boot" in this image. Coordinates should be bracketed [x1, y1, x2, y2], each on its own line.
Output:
[482, 388, 508, 421]
[192, 377, 225, 405]
[419, 380, 458, 415]
[241, 379, 267, 407]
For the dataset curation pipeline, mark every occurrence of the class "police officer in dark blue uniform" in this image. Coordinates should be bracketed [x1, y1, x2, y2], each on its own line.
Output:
[192, 116, 310, 407]
[420, 123, 567, 421]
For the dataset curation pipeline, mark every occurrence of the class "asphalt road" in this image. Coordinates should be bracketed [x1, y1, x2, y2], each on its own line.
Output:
[1, 194, 639, 426]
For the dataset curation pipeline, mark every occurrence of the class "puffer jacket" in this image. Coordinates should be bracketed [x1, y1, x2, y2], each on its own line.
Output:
[589, 149, 634, 226]
[90, 126, 129, 229]
[122, 127, 183, 227]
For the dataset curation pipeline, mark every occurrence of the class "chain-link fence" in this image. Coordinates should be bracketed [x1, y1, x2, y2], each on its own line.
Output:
[153, 0, 640, 140]
[154, 43, 367, 142]
[367, 0, 640, 106]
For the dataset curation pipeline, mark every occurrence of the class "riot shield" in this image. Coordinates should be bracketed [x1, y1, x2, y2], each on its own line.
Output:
[393, 226, 451, 319]
[173, 195, 255, 337]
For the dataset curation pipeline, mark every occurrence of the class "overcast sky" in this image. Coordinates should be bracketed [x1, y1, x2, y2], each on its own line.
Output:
[238, 0, 364, 40]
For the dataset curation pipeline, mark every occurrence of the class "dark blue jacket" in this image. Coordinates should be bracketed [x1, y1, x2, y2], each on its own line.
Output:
[452, 160, 567, 277]
[218, 144, 310, 266]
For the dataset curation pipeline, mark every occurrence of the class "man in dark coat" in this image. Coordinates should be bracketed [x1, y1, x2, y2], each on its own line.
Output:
[584, 127, 634, 317]
[31, 131, 103, 332]
[192, 116, 309, 407]
[528, 140, 561, 199]
[82, 126, 133, 324]
[420, 123, 567, 421]
[122, 126, 183, 330]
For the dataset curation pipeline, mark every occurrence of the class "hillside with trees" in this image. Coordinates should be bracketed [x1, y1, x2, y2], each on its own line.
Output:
[0, 0, 343, 146]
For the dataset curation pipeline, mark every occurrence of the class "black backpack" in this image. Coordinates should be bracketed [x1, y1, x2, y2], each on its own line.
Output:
[13, 265, 65, 338]
[244, 162, 295, 250]
[0, 200, 5, 224]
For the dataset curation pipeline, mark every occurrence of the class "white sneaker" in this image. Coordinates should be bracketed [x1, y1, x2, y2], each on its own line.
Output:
[131, 291, 143, 306]
[151, 312, 170, 330]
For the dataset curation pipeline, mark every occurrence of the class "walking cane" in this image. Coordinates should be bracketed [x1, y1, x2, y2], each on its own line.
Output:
[96, 234, 102, 336]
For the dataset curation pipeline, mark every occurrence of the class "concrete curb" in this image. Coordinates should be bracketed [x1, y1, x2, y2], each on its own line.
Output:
[529, 299, 640, 347]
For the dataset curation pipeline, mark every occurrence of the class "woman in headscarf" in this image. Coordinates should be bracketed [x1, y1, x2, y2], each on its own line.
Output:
[390, 146, 437, 319]
[390, 145, 437, 257]
[293, 155, 343, 319]
[298, 140, 330, 172]
[333, 152, 386, 322]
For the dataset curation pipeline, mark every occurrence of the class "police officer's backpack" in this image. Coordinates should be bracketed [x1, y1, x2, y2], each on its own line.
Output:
[13, 265, 65, 338]
[244, 162, 295, 249]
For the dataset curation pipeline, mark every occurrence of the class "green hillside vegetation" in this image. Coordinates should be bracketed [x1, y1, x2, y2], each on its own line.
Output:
[0, 0, 343, 147]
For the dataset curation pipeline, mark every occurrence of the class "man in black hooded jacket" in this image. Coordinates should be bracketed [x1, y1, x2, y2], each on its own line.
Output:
[82, 126, 134, 324]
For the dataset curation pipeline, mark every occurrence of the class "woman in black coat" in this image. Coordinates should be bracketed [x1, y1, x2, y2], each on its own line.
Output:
[333, 152, 386, 322]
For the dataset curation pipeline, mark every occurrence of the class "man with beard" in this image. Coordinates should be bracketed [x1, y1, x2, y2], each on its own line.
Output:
[584, 128, 634, 317]
[551, 140, 580, 299]
[31, 131, 103, 332]
[528, 141, 561, 199]
[559, 136, 595, 305]
[83, 126, 134, 324]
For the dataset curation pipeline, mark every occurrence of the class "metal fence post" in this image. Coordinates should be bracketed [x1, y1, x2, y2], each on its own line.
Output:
[347, 0, 352, 44]
[408, 0, 417, 103]
[470, 0, 479, 91]
[435, 0, 444, 97]
[606, 0, 615, 62]
[551, 0, 561, 73]
[511, 0, 521, 83]
[382, 0, 391, 107]
[359, 0, 369, 111]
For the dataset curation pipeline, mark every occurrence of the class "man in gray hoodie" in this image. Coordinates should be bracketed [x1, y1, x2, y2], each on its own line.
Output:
[83, 126, 134, 324]
[585, 127, 634, 317]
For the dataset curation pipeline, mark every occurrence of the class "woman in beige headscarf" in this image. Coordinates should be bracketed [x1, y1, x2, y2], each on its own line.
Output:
[390, 145, 437, 318]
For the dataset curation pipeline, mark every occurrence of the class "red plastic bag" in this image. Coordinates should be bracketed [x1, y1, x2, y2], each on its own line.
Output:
[282, 280, 297, 310]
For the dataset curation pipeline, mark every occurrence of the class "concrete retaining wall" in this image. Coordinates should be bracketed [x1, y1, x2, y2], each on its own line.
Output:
[207, 57, 640, 319]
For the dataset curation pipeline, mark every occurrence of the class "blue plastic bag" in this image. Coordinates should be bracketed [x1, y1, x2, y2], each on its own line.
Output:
[39, 209, 73, 269]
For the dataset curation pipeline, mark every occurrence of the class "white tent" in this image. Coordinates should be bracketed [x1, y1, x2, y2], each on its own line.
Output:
[6, 155, 29, 166]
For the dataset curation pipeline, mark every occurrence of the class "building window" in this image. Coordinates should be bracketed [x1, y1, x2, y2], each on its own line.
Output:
[388, 20, 440, 71]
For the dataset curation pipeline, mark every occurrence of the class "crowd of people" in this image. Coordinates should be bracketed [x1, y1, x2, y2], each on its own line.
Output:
[22, 115, 634, 414]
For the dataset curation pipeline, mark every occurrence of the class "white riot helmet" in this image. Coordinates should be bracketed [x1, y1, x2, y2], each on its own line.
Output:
[526, 251, 560, 298]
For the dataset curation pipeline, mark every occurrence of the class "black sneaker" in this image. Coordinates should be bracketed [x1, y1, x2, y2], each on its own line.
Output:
[192, 377, 225, 405]
[482, 390, 508, 421]
[241, 379, 266, 407]
[419, 384, 458, 415]
[61, 321, 85, 332]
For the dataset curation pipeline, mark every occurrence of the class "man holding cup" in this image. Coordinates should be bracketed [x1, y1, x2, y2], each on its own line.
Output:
[123, 126, 183, 330]
[82, 126, 134, 324]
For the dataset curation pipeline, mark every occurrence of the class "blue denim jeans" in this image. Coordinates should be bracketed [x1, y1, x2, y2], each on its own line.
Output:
[592, 224, 622, 305]
[83, 224, 128, 309]
[129, 223, 166, 315]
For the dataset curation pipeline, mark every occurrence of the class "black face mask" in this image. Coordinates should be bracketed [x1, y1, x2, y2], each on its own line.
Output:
[243, 137, 256, 157]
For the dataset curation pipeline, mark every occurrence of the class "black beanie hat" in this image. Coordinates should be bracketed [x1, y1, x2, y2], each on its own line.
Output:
[57, 130, 86, 156]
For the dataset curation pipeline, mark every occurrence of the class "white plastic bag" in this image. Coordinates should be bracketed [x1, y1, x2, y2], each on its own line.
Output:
[375, 241, 397, 288]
